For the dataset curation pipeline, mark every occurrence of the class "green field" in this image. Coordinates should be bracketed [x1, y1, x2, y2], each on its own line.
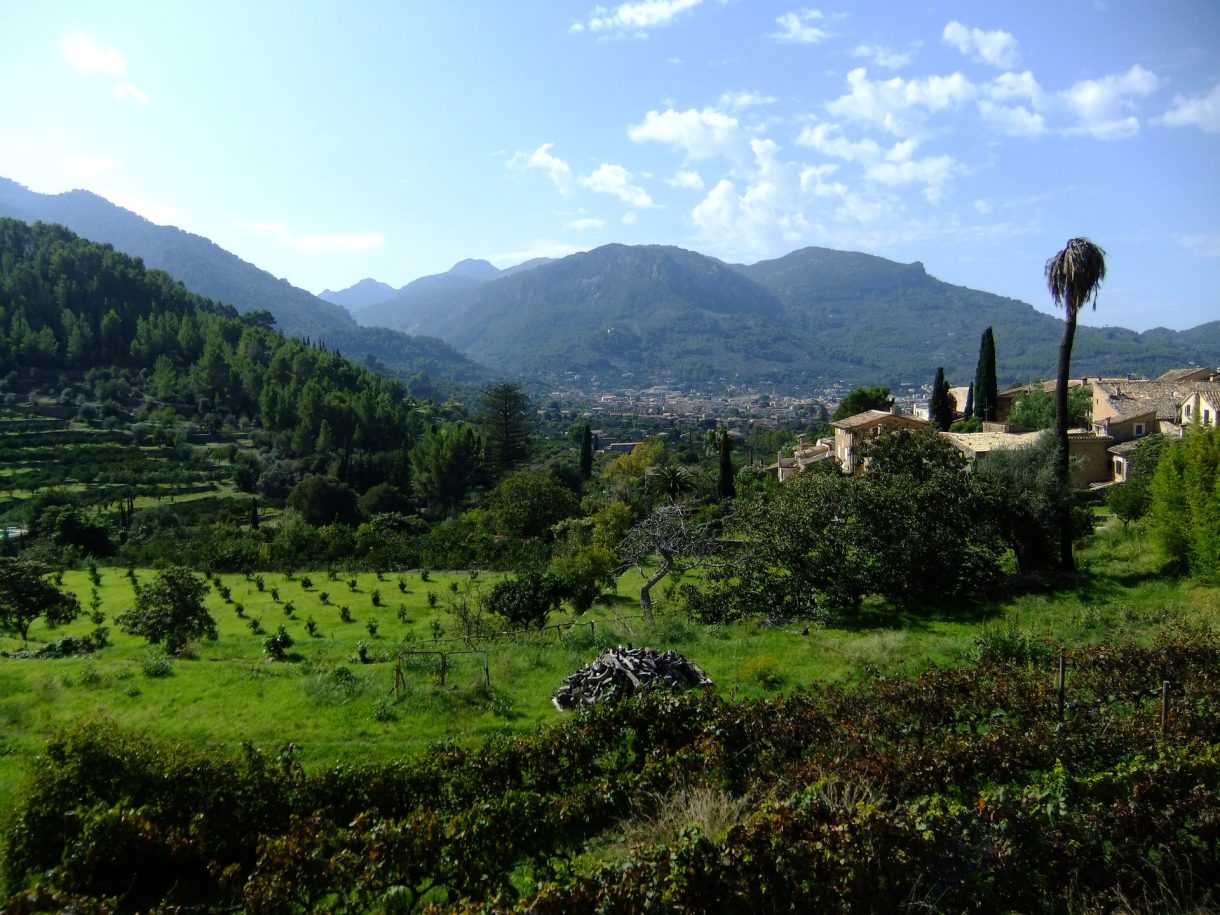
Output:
[2, 515, 1215, 821]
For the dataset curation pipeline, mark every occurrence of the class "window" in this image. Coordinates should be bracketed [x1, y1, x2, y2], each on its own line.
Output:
[1133, 423, 1144, 436]
[1185, 404, 1192, 418]
[1206, 409, 1213, 426]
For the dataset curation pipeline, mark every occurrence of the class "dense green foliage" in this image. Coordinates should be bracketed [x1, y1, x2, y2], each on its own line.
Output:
[1149, 426, 1220, 581]
[1006, 385, 1091, 430]
[0, 558, 80, 640]
[1107, 433, 1167, 528]
[831, 385, 892, 421]
[115, 567, 215, 653]
[4, 628, 1217, 912]
[700, 431, 1002, 620]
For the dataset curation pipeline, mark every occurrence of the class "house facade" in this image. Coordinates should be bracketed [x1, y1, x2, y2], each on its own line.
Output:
[1180, 387, 1220, 428]
[831, 410, 931, 474]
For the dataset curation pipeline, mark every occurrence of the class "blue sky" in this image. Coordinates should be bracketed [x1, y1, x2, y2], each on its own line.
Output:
[2, 1, 1218, 331]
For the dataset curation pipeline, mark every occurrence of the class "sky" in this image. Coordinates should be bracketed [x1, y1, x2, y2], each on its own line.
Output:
[1, 0, 1218, 332]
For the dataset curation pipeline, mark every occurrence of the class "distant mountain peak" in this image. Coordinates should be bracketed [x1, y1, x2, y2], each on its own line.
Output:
[320, 277, 397, 310]
[449, 258, 500, 279]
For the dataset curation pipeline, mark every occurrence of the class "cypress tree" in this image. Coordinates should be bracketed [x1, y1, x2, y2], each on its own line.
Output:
[718, 429, 736, 500]
[962, 382, 975, 421]
[974, 327, 998, 422]
[579, 423, 593, 479]
[929, 367, 952, 431]
[250, 497, 259, 530]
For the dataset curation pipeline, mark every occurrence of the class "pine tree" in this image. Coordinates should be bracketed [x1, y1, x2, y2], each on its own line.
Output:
[973, 327, 998, 422]
[579, 423, 593, 479]
[481, 381, 532, 478]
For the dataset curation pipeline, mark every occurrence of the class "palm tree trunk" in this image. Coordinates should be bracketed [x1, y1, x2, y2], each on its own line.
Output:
[1056, 311, 1078, 571]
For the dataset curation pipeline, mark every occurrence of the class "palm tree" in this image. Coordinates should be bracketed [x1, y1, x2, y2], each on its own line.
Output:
[1044, 237, 1107, 571]
[649, 463, 695, 504]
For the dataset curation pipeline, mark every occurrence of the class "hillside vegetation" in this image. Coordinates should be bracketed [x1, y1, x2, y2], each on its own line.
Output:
[0, 215, 1217, 913]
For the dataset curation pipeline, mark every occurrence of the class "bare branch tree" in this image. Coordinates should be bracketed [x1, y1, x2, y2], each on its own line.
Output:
[618, 504, 716, 620]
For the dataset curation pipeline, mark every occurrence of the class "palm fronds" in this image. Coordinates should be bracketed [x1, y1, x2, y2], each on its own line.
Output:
[1045, 237, 1107, 315]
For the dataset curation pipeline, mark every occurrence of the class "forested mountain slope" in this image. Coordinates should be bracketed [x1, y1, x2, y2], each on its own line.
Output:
[0, 180, 489, 393]
[0, 218, 424, 459]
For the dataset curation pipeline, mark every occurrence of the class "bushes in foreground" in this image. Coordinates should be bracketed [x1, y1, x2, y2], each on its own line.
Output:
[3, 627, 1218, 912]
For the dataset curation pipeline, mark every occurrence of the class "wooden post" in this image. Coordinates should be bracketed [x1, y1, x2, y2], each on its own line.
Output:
[439, 652, 447, 688]
[589, 620, 596, 638]
[1161, 680, 1170, 736]
[1057, 648, 1066, 723]
[483, 654, 491, 691]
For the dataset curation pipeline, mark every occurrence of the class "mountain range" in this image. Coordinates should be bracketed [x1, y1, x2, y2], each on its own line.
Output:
[334, 243, 1220, 392]
[3, 175, 1217, 395]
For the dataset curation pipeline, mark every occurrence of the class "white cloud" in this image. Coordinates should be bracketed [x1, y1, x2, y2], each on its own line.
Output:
[60, 31, 126, 77]
[508, 142, 573, 193]
[571, 0, 702, 36]
[826, 68, 976, 136]
[61, 31, 149, 104]
[942, 21, 1020, 70]
[795, 122, 883, 161]
[579, 163, 654, 208]
[622, 211, 638, 225]
[628, 107, 741, 159]
[770, 8, 829, 44]
[865, 154, 958, 203]
[666, 169, 705, 189]
[691, 138, 818, 257]
[719, 89, 778, 109]
[1158, 84, 1220, 134]
[978, 100, 1045, 136]
[114, 82, 149, 104]
[567, 217, 605, 231]
[1179, 233, 1220, 258]
[973, 199, 992, 215]
[850, 44, 915, 70]
[1061, 64, 1160, 140]
[987, 70, 1042, 104]
[234, 220, 384, 253]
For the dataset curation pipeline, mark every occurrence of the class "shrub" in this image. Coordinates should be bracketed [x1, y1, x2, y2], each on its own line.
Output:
[485, 572, 562, 630]
[264, 626, 294, 661]
[142, 650, 173, 678]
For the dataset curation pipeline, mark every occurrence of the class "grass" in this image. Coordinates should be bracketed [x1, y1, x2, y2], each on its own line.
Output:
[0, 515, 1215, 819]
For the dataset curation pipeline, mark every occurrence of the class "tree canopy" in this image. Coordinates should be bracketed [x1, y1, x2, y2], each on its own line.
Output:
[832, 386, 893, 421]
[0, 559, 82, 640]
[116, 567, 215, 654]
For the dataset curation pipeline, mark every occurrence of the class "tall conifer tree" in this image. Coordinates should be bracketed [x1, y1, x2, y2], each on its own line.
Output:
[974, 327, 998, 422]
[717, 429, 736, 500]
[579, 423, 593, 479]
[929, 367, 952, 431]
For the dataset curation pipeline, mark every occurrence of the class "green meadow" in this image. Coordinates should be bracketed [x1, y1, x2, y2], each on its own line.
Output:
[1, 516, 1216, 819]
